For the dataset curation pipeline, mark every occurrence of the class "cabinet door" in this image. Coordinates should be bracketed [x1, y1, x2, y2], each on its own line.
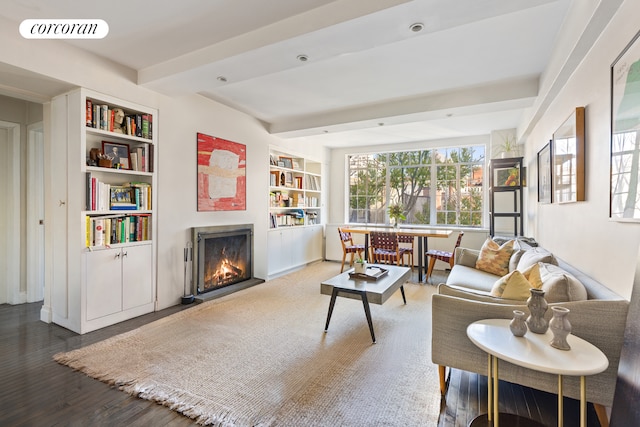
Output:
[267, 228, 294, 275]
[122, 244, 153, 310]
[267, 230, 284, 274]
[86, 248, 123, 320]
[303, 225, 324, 262]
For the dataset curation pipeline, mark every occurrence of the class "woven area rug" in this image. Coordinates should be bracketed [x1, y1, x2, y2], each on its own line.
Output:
[54, 262, 441, 426]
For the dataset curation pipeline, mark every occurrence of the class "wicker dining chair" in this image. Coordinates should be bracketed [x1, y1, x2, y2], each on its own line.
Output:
[425, 231, 464, 282]
[369, 231, 402, 266]
[337, 228, 365, 272]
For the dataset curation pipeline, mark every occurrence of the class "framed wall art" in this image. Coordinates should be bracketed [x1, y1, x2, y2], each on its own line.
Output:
[197, 133, 246, 211]
[537, 141, 553, 204]
[553, 106, 585, 203]
[611, 30, 640, 221]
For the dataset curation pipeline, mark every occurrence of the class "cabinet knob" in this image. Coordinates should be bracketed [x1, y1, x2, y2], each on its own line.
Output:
[122, 251, 128, 258]
[114, 252, 120, 259]
[58, 200, 66, 206]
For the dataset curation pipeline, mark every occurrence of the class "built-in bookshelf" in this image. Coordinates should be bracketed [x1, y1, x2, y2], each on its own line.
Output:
[83, 93, 156, 251]
[267, 147, 323, 278]
[49, 88, 158, 334]
[269, 148, 322, 228]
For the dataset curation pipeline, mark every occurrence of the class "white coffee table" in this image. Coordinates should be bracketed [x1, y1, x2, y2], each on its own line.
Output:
[321, 264, 410, 343]
[466, 318, 608, 427]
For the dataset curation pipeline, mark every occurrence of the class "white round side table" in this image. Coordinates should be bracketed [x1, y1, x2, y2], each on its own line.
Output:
[467, 318, 608, 427]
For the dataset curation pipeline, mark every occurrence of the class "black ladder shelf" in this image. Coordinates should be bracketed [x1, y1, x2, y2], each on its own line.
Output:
[489, 157, 524, 237]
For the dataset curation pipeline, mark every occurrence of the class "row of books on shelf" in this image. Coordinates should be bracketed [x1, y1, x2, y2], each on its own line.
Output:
[128, 143, 153, 172]
[305, 175, 321, 191]
[270, 192, 319, 208]
[86, 214, 151, 247]
[86, 173, 151, 211]
[269, 210, 318, 228]
[86, 99, 152, 140]
[270, 212, 304, 228]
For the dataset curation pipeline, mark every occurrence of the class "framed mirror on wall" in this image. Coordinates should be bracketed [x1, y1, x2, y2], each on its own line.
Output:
[611, 30, 640, 221]
[553, 106, 585, 203]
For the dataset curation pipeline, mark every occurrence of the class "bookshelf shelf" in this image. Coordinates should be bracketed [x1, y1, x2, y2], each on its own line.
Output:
[50, 88, 157, 334]
[85, 166, 153, 177]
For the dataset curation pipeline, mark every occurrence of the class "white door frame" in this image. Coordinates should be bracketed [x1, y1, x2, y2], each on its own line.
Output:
[0, 120, 21, 304]
[27, 122, 44, 302]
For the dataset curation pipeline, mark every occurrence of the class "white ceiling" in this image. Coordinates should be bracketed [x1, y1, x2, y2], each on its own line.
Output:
[1, 0, 574, 147]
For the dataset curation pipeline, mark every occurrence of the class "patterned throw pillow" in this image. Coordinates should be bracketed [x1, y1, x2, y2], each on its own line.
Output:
[475, 238, 515, 276]
[491, 263, 543, 300]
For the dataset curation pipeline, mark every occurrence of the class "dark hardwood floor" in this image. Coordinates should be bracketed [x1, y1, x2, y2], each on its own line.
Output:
[1, 269, 602, 426]
[0, 301, 197, 427]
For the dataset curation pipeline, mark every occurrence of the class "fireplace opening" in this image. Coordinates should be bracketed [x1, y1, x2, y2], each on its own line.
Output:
[192, 224, 264, 302]
[203, 233, 249, 289]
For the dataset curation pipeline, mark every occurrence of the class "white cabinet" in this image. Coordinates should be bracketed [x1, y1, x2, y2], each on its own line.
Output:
[86, 248, 123, 320]
[122, 244, 153, 310]
[267, 225, 324, 277]
[49, 88, 157, 334]
[86, 244, 153, 321]
[267, 228, 294, 275]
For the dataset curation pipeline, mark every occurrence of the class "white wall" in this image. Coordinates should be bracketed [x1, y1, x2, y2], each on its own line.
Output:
[154, 94, 325, 308]
[523, 0, 640, 299]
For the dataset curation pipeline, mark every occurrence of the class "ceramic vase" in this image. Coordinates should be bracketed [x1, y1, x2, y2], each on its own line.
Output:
[509, 310, 527, 337]
[354, 262, 367, 274]
[526, 288, 548, 334]
[549, 306, 572, 350]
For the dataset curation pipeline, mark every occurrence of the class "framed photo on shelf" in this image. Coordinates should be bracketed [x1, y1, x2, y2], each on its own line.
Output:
[493, 166, 519, 187]
[279, 156, 293, 169]
[285, 172, 293, 186]
[537, 140, 553, 204]
[610, 30, 640, 221]
[270, 171, 279, 186]
[102, 141, 130, 169]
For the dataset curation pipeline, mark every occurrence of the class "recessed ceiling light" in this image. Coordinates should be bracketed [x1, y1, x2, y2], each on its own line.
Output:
[297, 54, 309, 62]
[217, 76, 227, 82]
[410, 23, 424, 33]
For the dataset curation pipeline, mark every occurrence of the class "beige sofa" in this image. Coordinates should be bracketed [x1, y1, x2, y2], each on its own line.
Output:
[431, 244, 629, 426]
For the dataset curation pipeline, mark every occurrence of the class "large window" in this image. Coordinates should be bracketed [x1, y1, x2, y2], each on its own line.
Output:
[348, 146, 485, 227]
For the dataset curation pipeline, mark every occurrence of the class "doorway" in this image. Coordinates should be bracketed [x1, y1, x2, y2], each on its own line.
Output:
[27, 122, 45, 302]
[0, 120, 21, 304]
[0, 117, 45, 304]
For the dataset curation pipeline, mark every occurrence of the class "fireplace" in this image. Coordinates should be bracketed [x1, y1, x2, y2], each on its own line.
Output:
[191, 224, 264, 302]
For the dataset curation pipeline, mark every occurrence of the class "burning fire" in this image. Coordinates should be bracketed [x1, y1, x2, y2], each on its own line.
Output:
[204, 249, 245, 289]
